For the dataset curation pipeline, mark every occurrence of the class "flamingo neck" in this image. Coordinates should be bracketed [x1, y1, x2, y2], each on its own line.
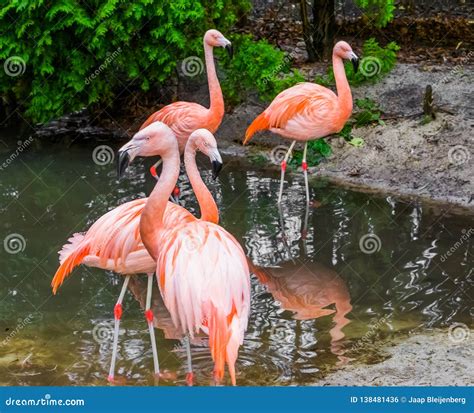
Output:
[332, 53, 353, 118]
[140, 150, 180, 260]
[184, 146, 219, 224]
[204, 42, 224, 126]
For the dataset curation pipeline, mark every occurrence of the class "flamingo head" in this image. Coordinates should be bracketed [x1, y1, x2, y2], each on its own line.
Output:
[188, 128, 223, 179]
[204, 29, 233, 58]
[333, 41, 359, 72]
[117, 122, 177, 179]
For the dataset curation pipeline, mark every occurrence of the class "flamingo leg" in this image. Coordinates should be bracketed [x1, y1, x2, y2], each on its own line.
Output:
[302, 142, 310, 206]
[184, 335, 194, 386]
[108, 275, 130, 382]
[145, 273, 160, 379]
[277, 141, 296, 204]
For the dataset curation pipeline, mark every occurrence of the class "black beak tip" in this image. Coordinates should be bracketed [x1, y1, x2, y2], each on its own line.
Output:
[212, 160, 223, 180]
[225, 44, 233, 59]
[351, 57, 359, 73]
[117, 151, 131, 179]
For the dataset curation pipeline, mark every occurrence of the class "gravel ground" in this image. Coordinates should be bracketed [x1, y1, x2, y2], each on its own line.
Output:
[316, 329, 473, 386]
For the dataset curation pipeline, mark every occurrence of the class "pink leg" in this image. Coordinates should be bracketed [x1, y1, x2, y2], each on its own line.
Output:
[278, 141, 296, 204]
[145, 273, 160, 379]
[108, 275, 130, 382]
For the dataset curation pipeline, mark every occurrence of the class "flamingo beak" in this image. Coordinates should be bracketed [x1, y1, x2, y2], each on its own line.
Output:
[212, 160, 223, 180]
[117, 150, 131, 179]
[350, 52, 359, 72]
[225, 43, 233, 59]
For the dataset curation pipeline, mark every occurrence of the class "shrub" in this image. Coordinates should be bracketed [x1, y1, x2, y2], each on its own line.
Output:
[0, 0, 251, 123]
[221, 34, 305, 106]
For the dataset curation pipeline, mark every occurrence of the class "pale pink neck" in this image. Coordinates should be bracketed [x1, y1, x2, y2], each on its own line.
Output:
[332, 53, 353, 117]
[184, 145, 219, 224]
[140, 150, 180, 260]
[204, 42, 224, 122]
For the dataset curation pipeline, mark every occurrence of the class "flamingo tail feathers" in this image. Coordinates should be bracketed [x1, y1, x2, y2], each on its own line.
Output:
[52, 233, 89, 295]
[243, 112, 269, 145]
[208, 305, 243, 385]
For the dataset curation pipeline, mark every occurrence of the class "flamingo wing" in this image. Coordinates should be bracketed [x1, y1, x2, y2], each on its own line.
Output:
[140, 102, 209, 151]
[52, 200, 195, 294]
[245, 82, 339, 142]
[157, 221, 250, 384]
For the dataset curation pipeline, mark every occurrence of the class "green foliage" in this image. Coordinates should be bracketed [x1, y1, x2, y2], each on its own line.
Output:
[353, 97, 384, 127]
[221, 34, 305, 106]
[315, 38, 400, 87]
[355, 0, 395, 28]
[290, 139, 332, 168]
[0, 0, 251, 123]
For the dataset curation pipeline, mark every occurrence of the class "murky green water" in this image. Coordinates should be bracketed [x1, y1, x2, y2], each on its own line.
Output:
[0, 134, 472, 386]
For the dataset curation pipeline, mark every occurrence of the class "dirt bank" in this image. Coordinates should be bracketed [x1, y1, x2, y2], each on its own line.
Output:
[316, 329, 473, 386]
[217, 63, 473, 210]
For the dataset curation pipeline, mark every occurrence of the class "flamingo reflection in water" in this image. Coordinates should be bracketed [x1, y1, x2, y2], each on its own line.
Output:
[251, 261, 352, 363]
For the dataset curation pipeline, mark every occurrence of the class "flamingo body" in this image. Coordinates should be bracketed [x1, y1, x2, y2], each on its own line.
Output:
[51, 200, 194, 293]
[245, 82, 347, 143]
[140, 102, 222, 153]
[156, 220, 250, 385]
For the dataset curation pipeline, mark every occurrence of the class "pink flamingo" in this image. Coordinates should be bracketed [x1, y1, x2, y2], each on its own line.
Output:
[140, 29, 232, 153]
[243, 41, 359, 205]
[118, 123, 250, 385]
[51, 125, 223, 382]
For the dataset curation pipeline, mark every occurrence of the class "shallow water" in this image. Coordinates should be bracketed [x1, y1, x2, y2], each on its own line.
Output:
[0, 137, 472, 386]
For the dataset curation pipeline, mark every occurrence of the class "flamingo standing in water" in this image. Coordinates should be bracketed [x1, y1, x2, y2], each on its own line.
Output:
[140, 29, 232, 152]
[118, 123, 250, 386]
[51, 126, 223, 382]
[243, 41, 359, 205]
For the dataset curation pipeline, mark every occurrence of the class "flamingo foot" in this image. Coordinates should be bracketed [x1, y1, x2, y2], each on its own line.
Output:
[185, 372, 194, 386]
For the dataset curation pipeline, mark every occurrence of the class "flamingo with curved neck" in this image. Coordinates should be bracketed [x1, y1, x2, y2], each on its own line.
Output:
[123, 123, 250, 386]
[243, 41, 359, 206]
[51, 125, 223, 383]
[140, 29, 231, 153]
